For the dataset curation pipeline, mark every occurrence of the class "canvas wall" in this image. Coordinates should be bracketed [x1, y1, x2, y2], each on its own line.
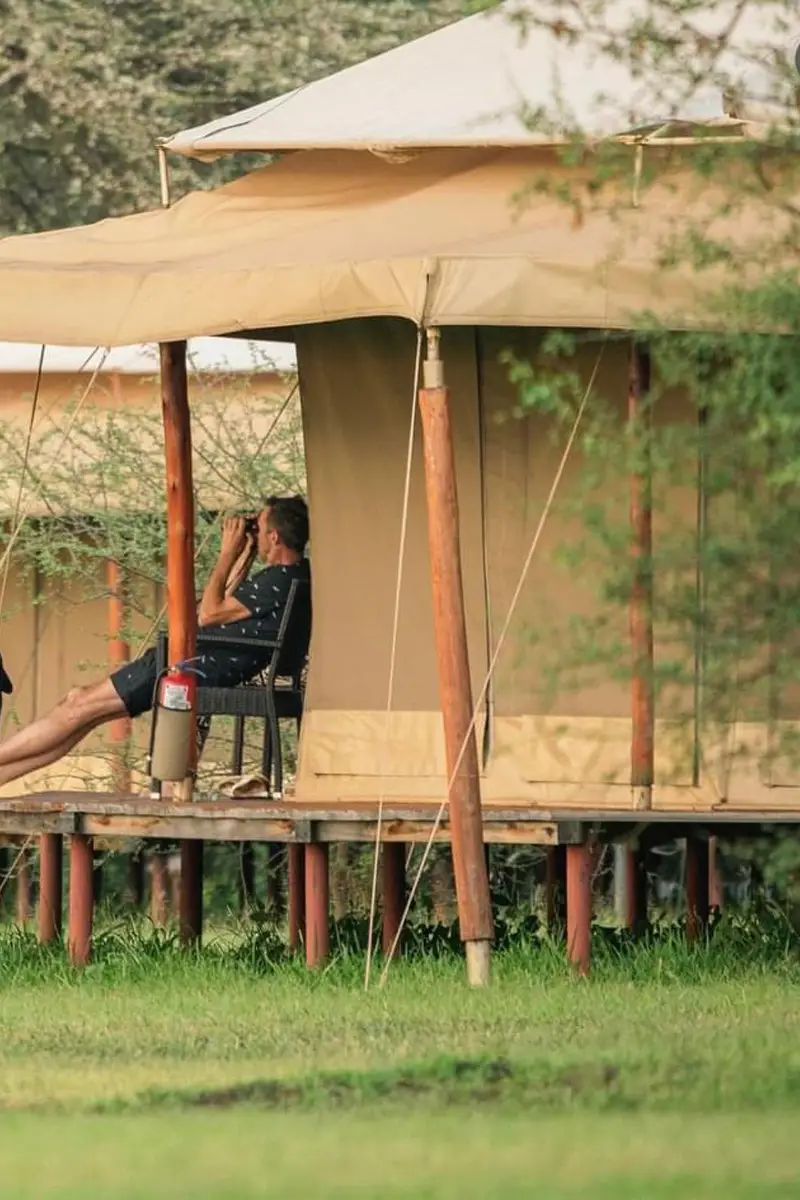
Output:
[295, 318, 766, 809]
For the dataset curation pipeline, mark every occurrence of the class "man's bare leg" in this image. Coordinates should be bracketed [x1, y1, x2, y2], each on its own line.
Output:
[0, 680, 126, 783]
[0, 716, 112, 788]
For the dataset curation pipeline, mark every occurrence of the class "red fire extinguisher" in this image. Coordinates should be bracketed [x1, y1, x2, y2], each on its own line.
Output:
[149, 663, 197, 784]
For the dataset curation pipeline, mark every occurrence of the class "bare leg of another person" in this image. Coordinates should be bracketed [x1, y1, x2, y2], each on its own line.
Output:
[0, 679, 126, 785]
[0, 716, 112, 788]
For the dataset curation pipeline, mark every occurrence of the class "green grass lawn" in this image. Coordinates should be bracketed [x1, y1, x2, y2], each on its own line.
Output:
[0, 920, 797, 1196]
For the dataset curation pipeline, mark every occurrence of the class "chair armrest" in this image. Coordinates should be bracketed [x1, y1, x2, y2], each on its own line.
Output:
[197, 632, 280, 652]
[158, 629, 279, 653]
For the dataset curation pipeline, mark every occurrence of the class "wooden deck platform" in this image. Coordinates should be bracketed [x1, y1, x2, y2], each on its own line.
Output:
[0, 792, 798, 847]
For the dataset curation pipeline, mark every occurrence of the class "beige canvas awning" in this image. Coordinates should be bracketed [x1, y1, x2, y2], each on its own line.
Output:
[0, 146, 779, 348]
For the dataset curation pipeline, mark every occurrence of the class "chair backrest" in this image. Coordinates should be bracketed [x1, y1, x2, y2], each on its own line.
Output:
[270, 577, 312, 684]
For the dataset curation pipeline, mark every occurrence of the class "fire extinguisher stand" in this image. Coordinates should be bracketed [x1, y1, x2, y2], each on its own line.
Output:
[149, 664, 198, 786]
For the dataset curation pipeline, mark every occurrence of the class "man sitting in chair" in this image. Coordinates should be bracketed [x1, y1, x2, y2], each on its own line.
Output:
[0, 495, 311, 788]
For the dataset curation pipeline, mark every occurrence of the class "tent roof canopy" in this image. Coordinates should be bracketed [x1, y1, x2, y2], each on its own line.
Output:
[0, 3, 795, 349]
[0, 146, 763, 348]
[163, 0, 800, 160]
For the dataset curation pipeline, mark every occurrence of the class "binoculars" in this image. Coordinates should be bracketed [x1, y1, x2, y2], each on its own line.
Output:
[243, 516, 259, 539]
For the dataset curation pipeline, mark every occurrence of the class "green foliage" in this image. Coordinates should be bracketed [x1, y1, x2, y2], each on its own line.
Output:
[0, 0, 468, 235]
[0, 376, 304, 630]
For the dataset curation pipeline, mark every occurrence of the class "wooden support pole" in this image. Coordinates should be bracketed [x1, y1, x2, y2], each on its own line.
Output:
[685, 834, 710, 943]
[381, 842, 406, 958]
[418, 329, 493, 986]
[179, 842, 203, 946]
[38, 833, 63, 943]
[305, 844, 329, 968]
[68, 834, 94, 967]
[160, 340, 202, 945]
[629, 343, 654, 812]
[288, 844, 305, 951]
[566, 844, 592, 976]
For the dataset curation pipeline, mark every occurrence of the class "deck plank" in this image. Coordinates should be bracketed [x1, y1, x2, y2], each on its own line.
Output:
[0, 792, 797, 846]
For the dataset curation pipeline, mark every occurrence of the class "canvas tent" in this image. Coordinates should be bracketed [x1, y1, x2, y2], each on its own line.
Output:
[0, 1, 797, 813]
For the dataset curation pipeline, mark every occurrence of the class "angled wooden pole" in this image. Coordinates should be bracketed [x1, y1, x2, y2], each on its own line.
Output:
[629, 343, 654, 811]
[418, 328, 493, 986]
[159, 340, 203, 946]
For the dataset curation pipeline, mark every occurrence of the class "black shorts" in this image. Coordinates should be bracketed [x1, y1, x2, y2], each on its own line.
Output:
[109, 645, 268, 719]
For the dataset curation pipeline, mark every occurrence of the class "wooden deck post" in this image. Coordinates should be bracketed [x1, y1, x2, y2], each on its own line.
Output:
[288, 844, 305, 951]
[685, 834, 710, 943]
[68, 834, 94, 966]
[418, 329, 493, 986]
[629, 343, 654, 812]
[160, 341, 203, 946]
[566, 843, 592, 976]
[178, 843, 203, 945]
[38, 833, 63, 943]
[381, 842, 406, 958]
[304, 843, 329, 967]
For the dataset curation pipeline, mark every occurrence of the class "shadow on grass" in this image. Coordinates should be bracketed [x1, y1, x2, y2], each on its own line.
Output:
[103, 1056, 620, 1114]
[85, 1044, 800, 1117]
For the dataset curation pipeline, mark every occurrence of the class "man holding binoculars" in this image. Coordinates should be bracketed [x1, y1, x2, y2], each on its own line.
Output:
[0, 495, 310, 788]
